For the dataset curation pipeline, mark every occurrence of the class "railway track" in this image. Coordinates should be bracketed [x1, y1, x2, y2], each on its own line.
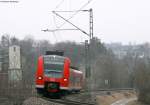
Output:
[41, 88, 135, 105]
[81, 88, 134, 93]
[44, 98, 95, 105]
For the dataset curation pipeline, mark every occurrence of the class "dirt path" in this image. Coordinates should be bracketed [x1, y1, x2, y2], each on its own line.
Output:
[111, 97, 137, 105]
[96, 91, 137, 105]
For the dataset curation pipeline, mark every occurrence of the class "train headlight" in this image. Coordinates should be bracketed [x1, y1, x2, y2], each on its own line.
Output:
[37, 76, 43, 80]
[64, 78, 67, 81]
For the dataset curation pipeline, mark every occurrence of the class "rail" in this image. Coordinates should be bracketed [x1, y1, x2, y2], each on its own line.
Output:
[81, 88, 135, 93]
[44, 98, 95, 105]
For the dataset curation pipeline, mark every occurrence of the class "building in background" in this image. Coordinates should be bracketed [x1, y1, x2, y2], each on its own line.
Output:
[8, 45, 22, 83]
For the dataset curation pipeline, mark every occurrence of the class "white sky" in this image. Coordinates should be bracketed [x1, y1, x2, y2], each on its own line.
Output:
[0, 0, 150, 44]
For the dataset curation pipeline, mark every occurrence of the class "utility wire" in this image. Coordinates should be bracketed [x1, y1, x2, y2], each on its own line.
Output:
[52, 0, 65, 41]
[51, 0, 94, 41]
[52, 32, 58, 43]
[55, 0, 94, 29]
[53, 0, 65, 28]
[53, 14, 59, 28]
[54, 0, 65, 10]
[54, 10, 89, 12]
[53, 11, 89, 36]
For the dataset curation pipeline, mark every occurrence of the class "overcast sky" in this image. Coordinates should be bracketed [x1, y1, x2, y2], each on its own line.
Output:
[0, 0, 150, 44]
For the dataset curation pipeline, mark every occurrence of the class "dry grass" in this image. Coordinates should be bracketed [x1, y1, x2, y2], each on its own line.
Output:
[96, 91, 137, 105]
[127, 100, 146, 105]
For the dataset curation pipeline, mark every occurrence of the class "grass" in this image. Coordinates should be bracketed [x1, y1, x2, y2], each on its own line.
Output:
[127, 100, 146, 105]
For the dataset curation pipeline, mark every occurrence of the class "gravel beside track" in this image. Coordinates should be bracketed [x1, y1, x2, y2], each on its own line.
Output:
[23, 96, 95, 105]
[22, 89, 134, 105]
[44, 98, 95, 105]
[64, 91, 108, 104]
[23, 97, 63, 105]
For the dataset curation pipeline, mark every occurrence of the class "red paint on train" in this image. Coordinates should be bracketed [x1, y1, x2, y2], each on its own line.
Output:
[35, 55, 83, 95]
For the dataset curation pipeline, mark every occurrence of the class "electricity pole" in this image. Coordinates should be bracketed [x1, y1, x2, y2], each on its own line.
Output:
[89, 8, 93, 40]
[87, 8, 93, 78]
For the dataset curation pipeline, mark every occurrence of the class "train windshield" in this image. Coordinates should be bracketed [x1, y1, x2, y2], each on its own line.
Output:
[44, 56, 64, 78]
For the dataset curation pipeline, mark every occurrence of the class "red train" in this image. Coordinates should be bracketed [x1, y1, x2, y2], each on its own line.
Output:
[35, 51, 83, 96]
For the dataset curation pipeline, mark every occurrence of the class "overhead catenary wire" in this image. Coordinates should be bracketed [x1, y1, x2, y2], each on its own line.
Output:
[53, 0, 66, 28]
[53, 14, 59, 28]
[55, 0, 94, 29]
[53, 0, 94, 29]
[53, 10, 89, 12]
[52, 0, 65, 42]
[52, 32, 58, 43]
[54, 0, 65, 10]
[52, 11, 89, 36]
[44, 0, 94, 42]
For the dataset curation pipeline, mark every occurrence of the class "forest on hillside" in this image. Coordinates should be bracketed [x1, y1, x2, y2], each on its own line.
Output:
[0, 34, 150, 104]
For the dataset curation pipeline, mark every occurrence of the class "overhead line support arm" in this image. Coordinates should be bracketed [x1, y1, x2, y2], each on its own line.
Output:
[52, 11, 90, 37]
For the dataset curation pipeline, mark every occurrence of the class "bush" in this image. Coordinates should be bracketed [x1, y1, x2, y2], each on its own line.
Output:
[135, 59, 150, 104]
[138, 88, 150, 104]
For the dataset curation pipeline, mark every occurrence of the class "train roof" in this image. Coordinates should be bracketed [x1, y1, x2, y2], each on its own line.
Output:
[45, 51, 64, 56]
[73, 70, 83, 74]
[43, 54, 65, 58]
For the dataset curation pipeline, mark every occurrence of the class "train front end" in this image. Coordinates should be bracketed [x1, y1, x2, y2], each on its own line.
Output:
[35, 54, 70, 95]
